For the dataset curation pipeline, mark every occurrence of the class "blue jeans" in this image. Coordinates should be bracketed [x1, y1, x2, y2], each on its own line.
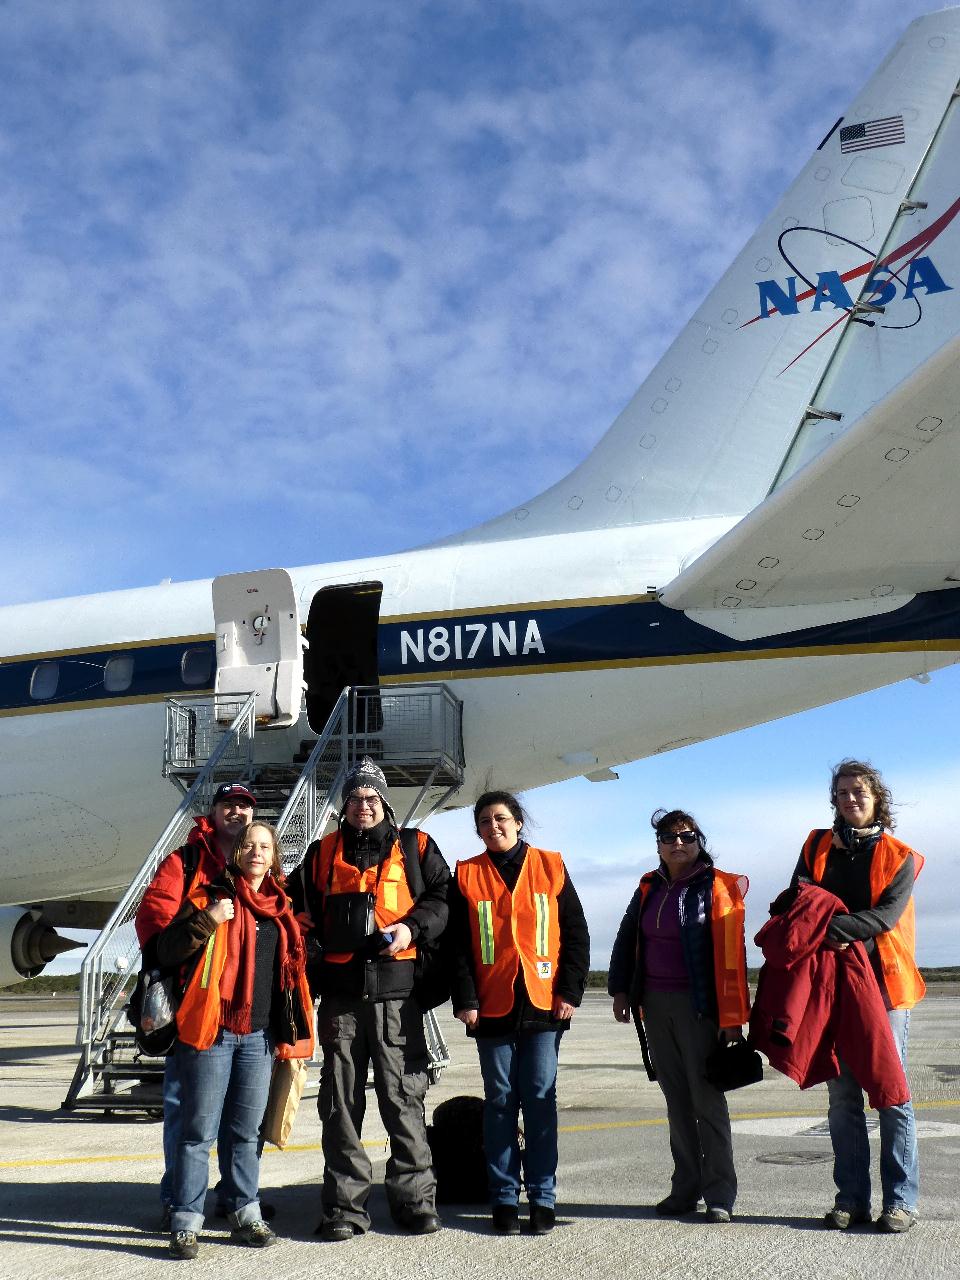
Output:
[170, 1029, 274, 1233]
[476, 1031, 563, 1208]
[161, 1051, 228, 1207]
[827, 1007, 919, 1214]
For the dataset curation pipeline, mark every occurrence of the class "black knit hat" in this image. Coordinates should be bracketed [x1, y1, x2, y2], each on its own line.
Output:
[341, 757, 393, 817]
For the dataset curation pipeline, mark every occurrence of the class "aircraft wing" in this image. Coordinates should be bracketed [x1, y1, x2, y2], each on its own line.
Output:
[659, 334, 960, 619]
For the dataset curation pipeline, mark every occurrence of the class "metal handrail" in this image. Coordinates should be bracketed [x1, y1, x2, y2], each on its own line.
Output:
[74, 693, 258, 1062]
[274, 683, 465, 872]
[275, 688, 351, 873]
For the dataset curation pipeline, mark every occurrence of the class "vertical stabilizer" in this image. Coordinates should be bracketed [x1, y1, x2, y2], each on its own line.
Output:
[453, 9, 960, 545]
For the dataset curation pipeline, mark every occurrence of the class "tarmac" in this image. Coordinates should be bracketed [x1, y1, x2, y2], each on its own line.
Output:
[1, 990, 958, 1279]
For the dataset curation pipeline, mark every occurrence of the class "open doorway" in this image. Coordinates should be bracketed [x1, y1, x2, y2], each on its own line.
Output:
[304, 582, 383, 733]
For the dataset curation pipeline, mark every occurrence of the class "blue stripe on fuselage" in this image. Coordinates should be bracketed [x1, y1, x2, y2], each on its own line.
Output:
[3, 589, 960, 715]
[379, 590, 960, 678]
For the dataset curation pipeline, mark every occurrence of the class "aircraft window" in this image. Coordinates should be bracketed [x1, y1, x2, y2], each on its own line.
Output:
[103, 655, 135, 692]
[30, 661, 60, 700]
[181, 647, 213, 687]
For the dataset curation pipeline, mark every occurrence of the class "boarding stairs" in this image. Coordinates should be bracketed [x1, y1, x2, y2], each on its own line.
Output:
[62, 683, 464, 1114]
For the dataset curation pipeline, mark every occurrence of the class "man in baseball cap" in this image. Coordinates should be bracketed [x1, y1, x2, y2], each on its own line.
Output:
[136, 781, 261, 1227]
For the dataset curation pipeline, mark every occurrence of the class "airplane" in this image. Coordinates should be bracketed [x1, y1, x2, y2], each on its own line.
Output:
[3, 9, 960, 986]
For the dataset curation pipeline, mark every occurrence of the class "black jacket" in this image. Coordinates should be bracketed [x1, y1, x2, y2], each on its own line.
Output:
[607, 856, 719, 1021]
[448, 841, 590, 1037]
[290, 819, 450, 1003]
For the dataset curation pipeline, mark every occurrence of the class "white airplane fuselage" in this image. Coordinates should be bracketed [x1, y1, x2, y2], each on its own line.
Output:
[4, 515, 958, 908]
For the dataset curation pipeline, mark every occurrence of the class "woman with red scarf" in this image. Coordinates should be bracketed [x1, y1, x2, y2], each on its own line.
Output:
[156, 822, 313, 1261]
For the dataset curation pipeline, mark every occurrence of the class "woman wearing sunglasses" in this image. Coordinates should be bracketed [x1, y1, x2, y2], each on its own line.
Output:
[608, 809, 749, 1223]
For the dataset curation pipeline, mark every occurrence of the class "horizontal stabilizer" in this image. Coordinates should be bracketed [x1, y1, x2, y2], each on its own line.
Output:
[660, 334, 960, 614]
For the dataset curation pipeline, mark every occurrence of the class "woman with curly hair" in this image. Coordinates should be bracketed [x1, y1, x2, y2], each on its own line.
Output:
[791, 759, 924, 1235]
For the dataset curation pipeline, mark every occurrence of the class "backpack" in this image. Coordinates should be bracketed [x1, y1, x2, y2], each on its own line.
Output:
[126, 841, 200, 1055]
[427, 1095, 489, 1203]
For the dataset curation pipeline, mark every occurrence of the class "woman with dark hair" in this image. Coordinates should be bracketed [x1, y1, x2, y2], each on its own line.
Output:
[449, 791, 590, 1236]
[790, 759, 924, 1234]
[608, 808, 749, 1223]
[156, 821, 314, 1261]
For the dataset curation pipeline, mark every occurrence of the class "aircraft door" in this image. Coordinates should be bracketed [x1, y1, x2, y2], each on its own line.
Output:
[211, 569, 307, 727]
[304, 582, 382, 733]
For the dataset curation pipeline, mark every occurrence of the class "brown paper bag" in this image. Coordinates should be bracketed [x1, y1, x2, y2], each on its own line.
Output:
[262, 1056, 307, 1149]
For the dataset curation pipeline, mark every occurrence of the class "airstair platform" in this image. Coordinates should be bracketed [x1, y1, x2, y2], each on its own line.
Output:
[63, 684, 464, 1113]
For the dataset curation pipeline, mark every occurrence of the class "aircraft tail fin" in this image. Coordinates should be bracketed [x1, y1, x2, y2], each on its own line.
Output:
[454, 10, 960, 546]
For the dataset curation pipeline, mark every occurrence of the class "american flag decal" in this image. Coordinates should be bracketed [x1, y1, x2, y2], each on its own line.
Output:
[839, 115, 906, 153]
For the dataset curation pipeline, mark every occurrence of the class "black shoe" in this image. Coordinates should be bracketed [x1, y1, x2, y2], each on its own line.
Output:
[168, 1230, 199, 1260]
[655, 1196, 699, 1217]
[214, 1200, 276, 1222]
[529, 1203, 556, 1235]
[393, 1205, 442, 1234]
[492, 1204, 521, 1235]
[316, 1215, 363, 1242]
[232, 1220, 277, 1248]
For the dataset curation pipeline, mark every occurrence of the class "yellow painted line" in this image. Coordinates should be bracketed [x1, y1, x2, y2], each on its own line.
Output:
[4, 1100, 959, 1171]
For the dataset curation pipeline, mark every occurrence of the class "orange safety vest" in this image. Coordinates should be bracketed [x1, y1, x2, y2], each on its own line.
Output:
[456, 846, 565, 1017]
[802, 829, 925, 1010]
[636, 866, 750, 1028]
[312, 830, 423, 963]
[175, 884, 315, 1054]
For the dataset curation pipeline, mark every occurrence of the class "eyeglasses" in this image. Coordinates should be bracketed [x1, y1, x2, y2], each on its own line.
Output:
[658, 831, 697, 845]
[347, 793, 382, 808]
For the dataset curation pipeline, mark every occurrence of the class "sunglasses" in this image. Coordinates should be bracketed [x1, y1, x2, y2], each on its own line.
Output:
[658, 831, 698, 846]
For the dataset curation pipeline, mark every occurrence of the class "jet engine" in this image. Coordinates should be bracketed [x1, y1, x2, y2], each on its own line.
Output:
[0, 906, 84, 987]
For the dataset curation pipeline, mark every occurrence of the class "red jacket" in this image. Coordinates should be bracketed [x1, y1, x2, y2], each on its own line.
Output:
[135, 817, 226, 948]
[749, 881, 909, 1109]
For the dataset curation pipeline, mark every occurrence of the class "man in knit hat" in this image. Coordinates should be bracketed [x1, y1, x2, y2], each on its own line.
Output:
[293, 757, 450, 1239]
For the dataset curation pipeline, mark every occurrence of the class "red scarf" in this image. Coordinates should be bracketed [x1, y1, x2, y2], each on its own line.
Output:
[217, 870, 305, 1036]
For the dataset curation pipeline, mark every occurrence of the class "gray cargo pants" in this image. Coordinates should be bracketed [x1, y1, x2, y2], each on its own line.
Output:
[317, 992, 437, 1230]
[642, 987, 737, 1212]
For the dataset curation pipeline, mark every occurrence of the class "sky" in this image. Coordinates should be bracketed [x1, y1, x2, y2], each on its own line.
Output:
[4, 0, 957, 970]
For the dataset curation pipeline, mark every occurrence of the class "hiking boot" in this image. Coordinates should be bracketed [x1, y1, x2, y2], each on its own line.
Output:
[823, 1206, 871, 1230]
[876, 1208, 917, 1234]
[232, 1219, 276, 1248]
[168, 1230, 199, 1260]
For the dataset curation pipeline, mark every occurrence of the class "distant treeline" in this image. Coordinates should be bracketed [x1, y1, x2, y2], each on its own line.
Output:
[4, 968, 960, 996]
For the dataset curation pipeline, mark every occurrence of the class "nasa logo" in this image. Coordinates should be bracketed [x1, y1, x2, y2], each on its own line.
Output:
[756, 255, 951, 319]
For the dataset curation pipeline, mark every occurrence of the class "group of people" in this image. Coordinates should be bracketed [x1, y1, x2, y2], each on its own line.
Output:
[134, 755, 924, 1260]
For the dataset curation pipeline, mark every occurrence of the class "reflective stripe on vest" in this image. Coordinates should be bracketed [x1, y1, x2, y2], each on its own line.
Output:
[313, 830, 420, 963]
[456, 847, 565, 1017]
[477, 901, 496, 964]
[802, 829, 925, 1009]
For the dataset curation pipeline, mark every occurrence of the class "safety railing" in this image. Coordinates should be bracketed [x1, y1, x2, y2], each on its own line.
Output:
[71, 694, 258, 1082]
[275, 684, 465, 873]
[163, 692, 257, 789]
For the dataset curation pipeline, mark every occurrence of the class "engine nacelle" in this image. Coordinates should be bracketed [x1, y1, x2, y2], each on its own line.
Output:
[0, 906, 84, 987]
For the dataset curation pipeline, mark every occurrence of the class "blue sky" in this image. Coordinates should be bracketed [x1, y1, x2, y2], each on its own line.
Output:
[6, 0, 956, 968]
